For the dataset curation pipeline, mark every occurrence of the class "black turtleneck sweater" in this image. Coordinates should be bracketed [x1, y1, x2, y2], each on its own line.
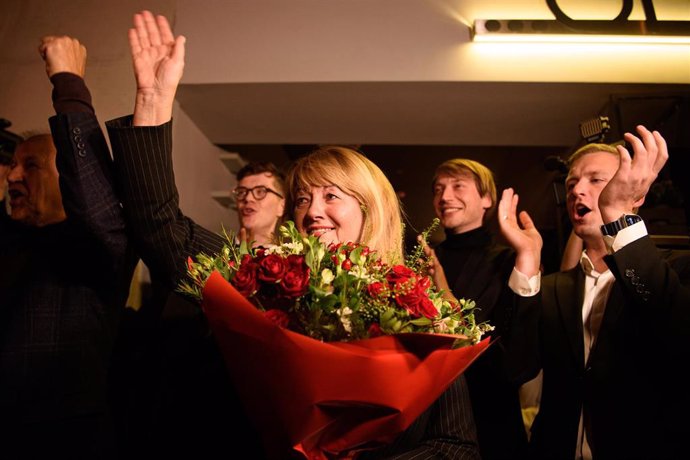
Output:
[435, 225, 528, 460]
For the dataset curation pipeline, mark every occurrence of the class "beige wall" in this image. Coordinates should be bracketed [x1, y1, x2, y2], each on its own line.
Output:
[177, 0, 689, 85]
[1, 0, 688, 238]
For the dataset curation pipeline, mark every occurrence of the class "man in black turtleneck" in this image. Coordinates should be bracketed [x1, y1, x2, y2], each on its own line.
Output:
[432, 159, 530, 460]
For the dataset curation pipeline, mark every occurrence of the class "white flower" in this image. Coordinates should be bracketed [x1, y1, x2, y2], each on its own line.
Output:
[348, 265, 370, 280]
[321, 269, 335, 285]
[260, 243, 286, 255]
[337, 306, 354, 333]
[282, 241, 304, 254]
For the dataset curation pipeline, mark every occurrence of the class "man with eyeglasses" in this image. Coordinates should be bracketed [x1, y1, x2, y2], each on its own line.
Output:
[232, 162, 286, 247]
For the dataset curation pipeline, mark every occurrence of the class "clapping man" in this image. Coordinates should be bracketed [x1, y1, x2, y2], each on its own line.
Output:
[429, 159, 538, 460]
[502, 133, 690, 459]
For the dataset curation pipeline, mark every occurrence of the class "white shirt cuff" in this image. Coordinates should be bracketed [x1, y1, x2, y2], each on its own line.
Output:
[509, 267, 541, 297]
[603, 220, 647, 253]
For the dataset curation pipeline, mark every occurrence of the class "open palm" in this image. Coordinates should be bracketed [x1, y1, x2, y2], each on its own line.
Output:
[129, 11, 185, 97]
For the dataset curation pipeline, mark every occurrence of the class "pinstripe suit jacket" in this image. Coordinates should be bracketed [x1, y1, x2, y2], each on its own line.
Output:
[0, 111, 136, 456]
[507, 237, 690, 459]
[106, 117, 225, 291]
[105, 117, 480, 459]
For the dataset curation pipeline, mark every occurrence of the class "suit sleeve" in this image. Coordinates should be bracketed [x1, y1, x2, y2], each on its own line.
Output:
[502, 291, 542, 386]
[105, 116, 225, 291]
[48, 75, 131, 280]
[605, 236, 690, 351]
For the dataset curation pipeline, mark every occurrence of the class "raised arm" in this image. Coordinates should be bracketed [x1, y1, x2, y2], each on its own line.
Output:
[106, 11, 224, 291]
[129, 10, 186, 126]
[598, 126, 690, 345]
[40, 36, 132, 277]
[497, 187, 542, 278]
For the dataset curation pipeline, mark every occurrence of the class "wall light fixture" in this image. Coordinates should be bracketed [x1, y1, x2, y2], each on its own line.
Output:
[472, 0, 690, 44]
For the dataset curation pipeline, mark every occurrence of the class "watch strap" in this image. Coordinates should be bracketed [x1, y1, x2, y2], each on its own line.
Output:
[601, 214, 642, 236]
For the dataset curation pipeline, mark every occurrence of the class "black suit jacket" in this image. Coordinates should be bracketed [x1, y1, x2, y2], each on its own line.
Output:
[0, 110, 136, 458]
[508, 236, 690, 459]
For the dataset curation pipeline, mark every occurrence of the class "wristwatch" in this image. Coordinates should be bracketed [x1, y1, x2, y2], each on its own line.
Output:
[600, 214, 642, 236]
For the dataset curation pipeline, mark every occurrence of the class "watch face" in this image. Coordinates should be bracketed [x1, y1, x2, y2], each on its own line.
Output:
[624, 215, 642, 226]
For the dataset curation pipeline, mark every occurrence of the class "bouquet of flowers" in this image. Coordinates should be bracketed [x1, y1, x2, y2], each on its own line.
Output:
[178, 220, 493, 459]
[179, 219, 492, 347]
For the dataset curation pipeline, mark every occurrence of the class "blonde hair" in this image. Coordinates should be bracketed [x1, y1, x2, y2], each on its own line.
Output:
[567, 143, 619, 168]
[286, 146, 404, 265]
[433, 158, 498, 220]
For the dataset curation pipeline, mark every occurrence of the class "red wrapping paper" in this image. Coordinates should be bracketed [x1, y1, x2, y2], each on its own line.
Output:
[202, 271, 491, 459]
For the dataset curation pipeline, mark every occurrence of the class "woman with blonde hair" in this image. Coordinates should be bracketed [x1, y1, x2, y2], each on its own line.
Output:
[105, 11, 481, 458]
[286, 146, 404, 265]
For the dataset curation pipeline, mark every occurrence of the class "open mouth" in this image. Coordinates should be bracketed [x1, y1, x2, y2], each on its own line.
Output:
[575, 204, 591, 217]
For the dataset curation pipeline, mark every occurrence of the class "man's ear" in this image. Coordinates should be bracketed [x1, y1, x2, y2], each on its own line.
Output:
[481, 194, 492, 211]
[277, 198, 286, 218]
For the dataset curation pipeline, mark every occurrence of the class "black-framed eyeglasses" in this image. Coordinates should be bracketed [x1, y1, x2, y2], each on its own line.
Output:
[232, 185, 284, 201]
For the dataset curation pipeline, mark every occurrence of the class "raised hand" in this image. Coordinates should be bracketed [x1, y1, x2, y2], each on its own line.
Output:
[598, 125, 668, 223]
[129, 10, 186, 126]
[497, 188, 542, 277]
[39, 36, 86, 78]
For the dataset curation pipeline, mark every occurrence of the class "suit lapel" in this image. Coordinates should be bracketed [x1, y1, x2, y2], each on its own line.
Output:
[554, 269, 585, 366]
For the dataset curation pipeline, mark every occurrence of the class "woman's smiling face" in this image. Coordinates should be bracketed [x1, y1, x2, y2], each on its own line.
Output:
[293, 184, 364, 246]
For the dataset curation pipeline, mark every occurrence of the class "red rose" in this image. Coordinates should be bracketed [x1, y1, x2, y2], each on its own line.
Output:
[416, 297, 438, 319]
[341, 259, 353, 270]
[416, 276, 431, 291]
[367, 323, 383, 338]
[232, 264, 258, 297]
[367, 281, 387, 299]
[395, 278, 437, 319]
[386, 265, 416, 286]
[285, 254, 305, 270]
[264, 309, 290, 328]
[257, 253, 287, 283]
[281, 257, 311, 298]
